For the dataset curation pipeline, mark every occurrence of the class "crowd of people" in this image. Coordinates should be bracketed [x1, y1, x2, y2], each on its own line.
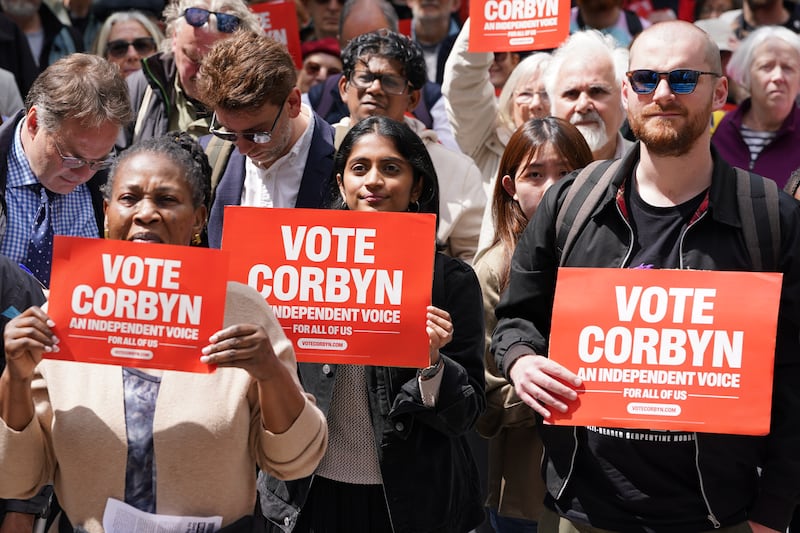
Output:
[2, 0, 800, 532]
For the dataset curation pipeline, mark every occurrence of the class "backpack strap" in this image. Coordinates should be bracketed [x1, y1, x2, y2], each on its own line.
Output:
[204, 135, 235, 209]
[734, 168, 781, 271]
[556, 158, 623, 265]
[133, 85, 154, 141]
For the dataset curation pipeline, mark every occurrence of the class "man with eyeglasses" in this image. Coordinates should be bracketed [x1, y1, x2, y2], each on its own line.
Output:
[122, 0, 262, 148]
[196, 30, 336, 249]
[492, 20, 800, 533]
[542, 29, 632, 161]
[335, 28, 485, 263]
[0, 52, 130, 529]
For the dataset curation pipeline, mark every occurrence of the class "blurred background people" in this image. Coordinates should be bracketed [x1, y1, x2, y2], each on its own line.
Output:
[297, 36, 342, 94]
[712, 25, 800, 188]
[474, 117, 593, 533]
[92, 10, 163, 78]
[694, 0, 739, 20]
[406, 0, 460, 84]
[300, 0, 341, 41]
[489, 50, 522, 95]
[0, 68, 23, 118]
[570, 0, 650, 46]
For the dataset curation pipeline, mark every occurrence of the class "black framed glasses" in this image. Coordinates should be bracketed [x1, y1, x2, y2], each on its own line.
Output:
[210, 97, 288, 144]
[183, 7, 240, 33]
[626, 69, 721, 95]
[53, 140, 115, 171]
[349, 70, 409, 95]
[106, 37, 157, 58]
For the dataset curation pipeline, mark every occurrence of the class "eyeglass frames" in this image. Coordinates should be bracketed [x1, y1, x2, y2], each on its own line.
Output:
[53, 140, 115, 171]
[209, 96, 288, 144]
[626, 69, 721, 95]
[182, 7, 241, 33]
[348, 69, 409, 95]
[106, 37, 157, 58]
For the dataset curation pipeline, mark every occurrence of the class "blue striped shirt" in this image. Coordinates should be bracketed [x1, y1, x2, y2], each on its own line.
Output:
[1, 120, 98, 264]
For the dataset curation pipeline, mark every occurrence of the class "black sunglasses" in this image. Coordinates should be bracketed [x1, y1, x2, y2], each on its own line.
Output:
[210, 96, 288, 144]
[106, 37, 157, 58]
[626, 69, 720, 95]
[183, 7, 240, 33]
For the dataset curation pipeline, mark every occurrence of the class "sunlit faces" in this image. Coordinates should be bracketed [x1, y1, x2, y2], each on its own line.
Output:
[24, 111, 119, 195]
[489, 51, 520, 90]
[339, 56, 420, 122]
[297, 52, 343, 93]
[502, 143, 570, 219]
[213, 96, 294, 167]
[304, 0, 342, 40]
[337, 132, 422, 213]
[512, 71, 549, 127]
[748, 39, 800, 121]
[623, 27, 727, 157]
[104, 152, 206, 246]
[550, 52, 623, 154]
[172, 4, 233, 100]
[106, 19, 156, 78]
[407, 0, 460, 24]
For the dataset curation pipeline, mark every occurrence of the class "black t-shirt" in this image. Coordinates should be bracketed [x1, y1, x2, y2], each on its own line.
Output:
[550, 179, 716, 531]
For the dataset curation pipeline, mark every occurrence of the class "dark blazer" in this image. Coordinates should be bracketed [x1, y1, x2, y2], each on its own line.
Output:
[205, 112, 336, 249]
[0, 111, 105, 243]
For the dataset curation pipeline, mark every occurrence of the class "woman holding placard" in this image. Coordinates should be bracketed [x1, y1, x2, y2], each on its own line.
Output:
[257, 115, 486, 532]
[473, 117, 594, 533]
[0, 133, 327, 533]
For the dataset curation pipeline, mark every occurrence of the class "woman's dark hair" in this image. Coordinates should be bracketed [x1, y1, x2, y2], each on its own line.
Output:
[104, 131, 212, 210]
[331, 115, 439, 228]
[491, 117, 593, 290]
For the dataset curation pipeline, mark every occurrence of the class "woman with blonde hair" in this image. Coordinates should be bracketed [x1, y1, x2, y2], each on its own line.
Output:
[92, 11, 163, 78]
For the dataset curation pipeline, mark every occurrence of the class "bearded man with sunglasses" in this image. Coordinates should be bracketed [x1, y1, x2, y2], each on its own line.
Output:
[492, 20, 800, 533]
[122, 0, 261, 148]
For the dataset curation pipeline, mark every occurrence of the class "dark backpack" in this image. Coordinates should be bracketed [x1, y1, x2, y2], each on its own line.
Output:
[555, 159, 781, 271]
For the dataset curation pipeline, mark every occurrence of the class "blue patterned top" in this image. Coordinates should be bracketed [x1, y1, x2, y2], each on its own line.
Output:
[122, 367, 161, 513]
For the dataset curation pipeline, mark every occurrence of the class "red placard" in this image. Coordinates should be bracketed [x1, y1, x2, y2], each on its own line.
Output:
[547, 267, 782, 435]
[468, 0, 571, 52]
[250, 1, 302, 68]
[47, 237, 229, 373]
[221, 207, 436, 367]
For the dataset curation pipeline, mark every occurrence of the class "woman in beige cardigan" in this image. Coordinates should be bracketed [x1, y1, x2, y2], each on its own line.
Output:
[0, 133, 327, 533]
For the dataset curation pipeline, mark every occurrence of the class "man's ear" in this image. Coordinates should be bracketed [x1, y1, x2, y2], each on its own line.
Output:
[338, 73, 349, 102]
[26, 106, 40, 137]
[406, 88, 421, 114]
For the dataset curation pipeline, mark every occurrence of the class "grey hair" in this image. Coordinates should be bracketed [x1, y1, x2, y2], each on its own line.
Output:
[92, 10, 164, 58]
[726, 25, 800, 89]
[497, 52, 551, 132]
[160, 0, 263, 54]
[543, 29, 629, 113]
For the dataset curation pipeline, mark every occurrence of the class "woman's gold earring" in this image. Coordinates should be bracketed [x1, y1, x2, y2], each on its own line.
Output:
[104, 226, 109, 239]
[192, 232, 202, 246]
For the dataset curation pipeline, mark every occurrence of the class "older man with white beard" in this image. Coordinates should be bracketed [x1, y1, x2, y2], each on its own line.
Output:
[543, 29, 632, 161]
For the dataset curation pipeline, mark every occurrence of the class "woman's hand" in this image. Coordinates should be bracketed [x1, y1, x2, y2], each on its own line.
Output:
[200, 323, 283, 382]
[4, 306, 58, 383]
[426, 305, 453, 366]
[508, 354, 581, 419]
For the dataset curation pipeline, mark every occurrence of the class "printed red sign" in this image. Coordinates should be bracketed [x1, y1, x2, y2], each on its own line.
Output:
[222, 207, 436, 367]
[547, 267, 782, 435]
[468, 0, 571, 52]
[250, 1, 302, 68]
[47, 236, 229, 373]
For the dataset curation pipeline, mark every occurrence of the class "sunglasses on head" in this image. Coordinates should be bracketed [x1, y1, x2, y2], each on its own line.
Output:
[106, 37, 157, 58]
[183, 7, 240, 33]
[626, 69, 721, 95]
